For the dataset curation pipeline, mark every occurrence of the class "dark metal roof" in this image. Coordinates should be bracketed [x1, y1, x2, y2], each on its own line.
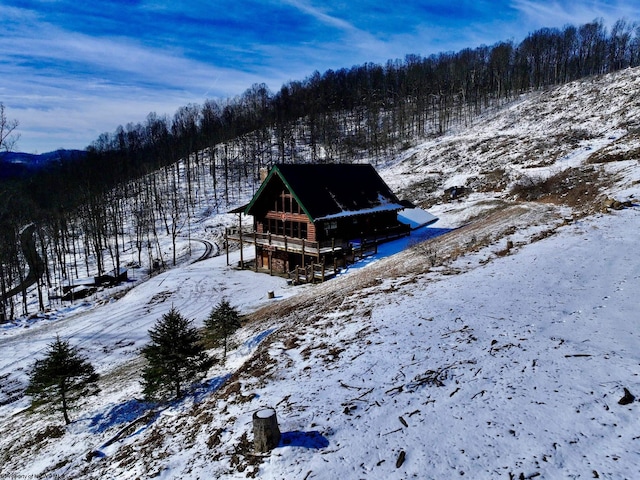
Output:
[228, 204, 249, 214]
[245, 163, 404, 221]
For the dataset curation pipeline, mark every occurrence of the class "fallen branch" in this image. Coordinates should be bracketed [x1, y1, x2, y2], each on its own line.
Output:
[441, 325, 472, 338]
[472, 390, 486, 399]
[352, 387, 374, 402]
[407, 360, 476, 391]
[340, 381, 367, 390]
[385, 385, 404, 395]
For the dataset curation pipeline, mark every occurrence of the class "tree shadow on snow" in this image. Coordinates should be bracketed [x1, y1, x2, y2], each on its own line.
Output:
[191, 374, 231, 403]
[279, 431, 329, 449]
[340, 225, 454, 273]
[236, 328, 276, 356]
[88, 398, 158, 434]
[86, 374, 230, 435]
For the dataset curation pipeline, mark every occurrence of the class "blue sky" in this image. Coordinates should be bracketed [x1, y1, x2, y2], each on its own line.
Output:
[1, 0, 639, 153]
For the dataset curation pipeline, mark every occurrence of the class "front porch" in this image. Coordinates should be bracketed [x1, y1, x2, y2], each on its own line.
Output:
[225, 223, 409, 283]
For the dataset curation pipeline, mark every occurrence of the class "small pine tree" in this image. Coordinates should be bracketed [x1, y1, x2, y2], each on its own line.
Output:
[204, 298, 242, 362]
[141, 306, 212, 401]
[26, 335, 100, 425]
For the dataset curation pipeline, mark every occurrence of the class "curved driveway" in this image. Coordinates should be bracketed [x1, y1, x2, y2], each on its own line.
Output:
[1, 224, 45, 302]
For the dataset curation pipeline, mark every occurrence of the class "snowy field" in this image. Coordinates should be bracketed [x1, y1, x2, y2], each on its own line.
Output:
[1, 68, 640, 479]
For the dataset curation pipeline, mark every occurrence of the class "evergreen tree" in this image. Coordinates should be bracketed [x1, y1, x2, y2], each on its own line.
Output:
[204, 298, 242, 362]
[141, 306, 211, 401]
[26, 335, 100, 425]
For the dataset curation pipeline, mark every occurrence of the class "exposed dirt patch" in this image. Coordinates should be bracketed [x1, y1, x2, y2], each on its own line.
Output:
[587, 130, 640, 163]
[510, 166, 608, 211]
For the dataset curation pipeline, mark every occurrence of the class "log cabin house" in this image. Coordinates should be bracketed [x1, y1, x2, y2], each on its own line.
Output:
[226, 164, 417, 282]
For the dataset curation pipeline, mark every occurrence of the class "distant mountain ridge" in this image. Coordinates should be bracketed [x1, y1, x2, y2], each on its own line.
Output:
[0, 149, 86, 179]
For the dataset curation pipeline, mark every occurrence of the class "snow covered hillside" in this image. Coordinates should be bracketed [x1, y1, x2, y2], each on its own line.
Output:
[1, 68, 639, 479]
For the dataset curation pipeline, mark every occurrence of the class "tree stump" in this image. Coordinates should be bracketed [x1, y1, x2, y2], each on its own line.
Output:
[253, 408, 280, 452]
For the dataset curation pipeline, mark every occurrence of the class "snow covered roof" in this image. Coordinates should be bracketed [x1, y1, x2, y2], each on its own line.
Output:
[314, 202, 405, 221]
[397, 207, 439, 229]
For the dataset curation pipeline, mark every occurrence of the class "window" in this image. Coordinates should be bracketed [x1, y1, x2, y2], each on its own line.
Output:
[324, 220, 338, 237]
[271, 190, 301, 214]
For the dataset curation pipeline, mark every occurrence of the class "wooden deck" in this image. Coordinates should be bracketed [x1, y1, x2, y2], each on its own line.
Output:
[225, 224, 410, 283]
[225, 228, 348, 256]
[226, 224, 409, 255]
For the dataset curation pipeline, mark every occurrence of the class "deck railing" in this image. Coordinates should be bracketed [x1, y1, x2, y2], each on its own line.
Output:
[226, 228, 349, 255]
[226, 223, 410, 255]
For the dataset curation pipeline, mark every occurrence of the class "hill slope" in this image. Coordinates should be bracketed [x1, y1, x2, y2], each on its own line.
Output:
[1, 68, 639, 479]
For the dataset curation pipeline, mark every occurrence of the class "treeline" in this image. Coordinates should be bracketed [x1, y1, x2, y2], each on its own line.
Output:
[1, 18, 639, 320]
[77, 18, 640, 188]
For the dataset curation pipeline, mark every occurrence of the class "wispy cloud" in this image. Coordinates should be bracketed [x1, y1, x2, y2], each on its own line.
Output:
[282, 0, 359, 32]
[512, 0, 640, 28]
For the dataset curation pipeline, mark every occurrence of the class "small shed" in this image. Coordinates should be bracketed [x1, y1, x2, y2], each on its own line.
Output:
[95, 267, 128, 286]
[61, 285, 97, 302]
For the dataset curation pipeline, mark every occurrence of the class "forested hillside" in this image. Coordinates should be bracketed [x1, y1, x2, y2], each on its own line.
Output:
[1, 18, 639, 321]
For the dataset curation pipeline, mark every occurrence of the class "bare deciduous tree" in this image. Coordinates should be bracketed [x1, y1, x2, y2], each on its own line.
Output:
[0, 102, 20, 152]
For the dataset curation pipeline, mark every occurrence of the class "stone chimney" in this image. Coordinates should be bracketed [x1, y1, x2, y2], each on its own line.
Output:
[259, 167, 269, 183]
